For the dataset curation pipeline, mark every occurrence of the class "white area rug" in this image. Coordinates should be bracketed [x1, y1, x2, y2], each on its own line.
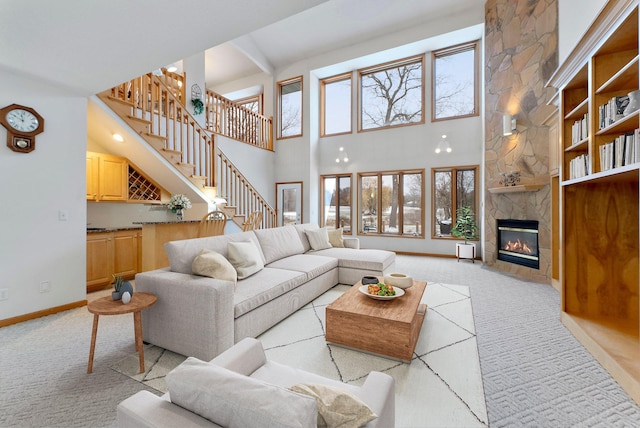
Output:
[111, 282, 487, 427]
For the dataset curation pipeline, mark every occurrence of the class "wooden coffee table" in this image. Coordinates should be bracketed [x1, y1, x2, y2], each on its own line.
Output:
[326, 278, 427, 362]
[86, 292, 157, 374]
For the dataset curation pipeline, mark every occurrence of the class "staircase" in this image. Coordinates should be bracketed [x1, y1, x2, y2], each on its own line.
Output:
[97, 71, 276, 229]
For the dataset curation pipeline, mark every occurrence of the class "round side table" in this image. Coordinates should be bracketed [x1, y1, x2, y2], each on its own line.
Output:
[87, 292, 157, 374]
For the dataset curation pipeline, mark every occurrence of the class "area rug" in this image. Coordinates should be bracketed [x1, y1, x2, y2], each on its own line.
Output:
[111, 282, 487, 427]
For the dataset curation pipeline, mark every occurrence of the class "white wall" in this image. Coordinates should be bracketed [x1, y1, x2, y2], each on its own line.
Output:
[0, 71, 87, 320]
[558, 0, 607, 64]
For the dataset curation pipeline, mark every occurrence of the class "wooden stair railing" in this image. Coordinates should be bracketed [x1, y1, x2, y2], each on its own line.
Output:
[205, 89, 273, 151]
[217, 148, 276, 230]
[100, 73, 216, 189]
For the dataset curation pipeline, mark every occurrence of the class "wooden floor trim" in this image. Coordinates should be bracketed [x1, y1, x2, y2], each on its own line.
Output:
[0, 300, 87, 328]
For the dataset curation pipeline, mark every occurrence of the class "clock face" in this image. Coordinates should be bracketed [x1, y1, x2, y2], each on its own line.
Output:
[6, 109, 39, 133]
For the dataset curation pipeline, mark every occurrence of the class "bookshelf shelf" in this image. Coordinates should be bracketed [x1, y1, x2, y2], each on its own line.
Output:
[564, 98, 589, 120]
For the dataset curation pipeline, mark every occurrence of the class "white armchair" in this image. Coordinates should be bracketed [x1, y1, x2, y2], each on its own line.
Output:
[117, 338, 395, 428]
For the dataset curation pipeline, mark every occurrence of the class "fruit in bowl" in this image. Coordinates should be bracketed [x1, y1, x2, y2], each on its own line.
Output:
[367, 282, 396, 297]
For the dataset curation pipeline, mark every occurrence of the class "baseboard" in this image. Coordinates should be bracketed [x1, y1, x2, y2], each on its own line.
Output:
[395, 250, 480, 260]
[0, 300, 87, 328]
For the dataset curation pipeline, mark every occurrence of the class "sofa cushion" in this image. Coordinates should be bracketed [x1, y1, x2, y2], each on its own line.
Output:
[312, 248, 395, 271]
[191, 249, 237, 284]
[166, 357, 317, 428]
[254, 225, 305, 264]
[294, 223, 319, 253]
[227, 241, 264, 279]
[165, 231, 264, 274]
[267, 254, 338, 281]
[327, 228, 345, 248]
[233, 268, 307, 318]
[289, 383, 378, 428]
[305, 228, 332, 251]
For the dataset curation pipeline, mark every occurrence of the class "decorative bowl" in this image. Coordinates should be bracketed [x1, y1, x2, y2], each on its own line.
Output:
[383, 273, 413, 289]
[361, 276, 379, 285]
[359, 285, 405, 300]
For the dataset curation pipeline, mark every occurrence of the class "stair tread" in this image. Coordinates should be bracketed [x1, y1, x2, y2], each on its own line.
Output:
[144, 132, 167, 141]
[127, 115, 151, 124]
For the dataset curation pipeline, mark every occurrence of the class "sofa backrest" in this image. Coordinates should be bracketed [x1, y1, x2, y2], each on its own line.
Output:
[165, 231, 264, 275]
[253, 225, 305, 265]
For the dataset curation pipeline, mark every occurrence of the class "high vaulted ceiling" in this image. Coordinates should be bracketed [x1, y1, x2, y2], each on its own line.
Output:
[0, 0, 485, 95]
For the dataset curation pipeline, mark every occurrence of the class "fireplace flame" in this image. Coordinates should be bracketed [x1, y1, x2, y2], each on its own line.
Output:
[504, 239, 533, 254]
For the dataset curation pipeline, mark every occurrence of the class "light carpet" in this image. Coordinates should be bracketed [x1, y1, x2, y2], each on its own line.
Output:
[111, 282, 488, 427]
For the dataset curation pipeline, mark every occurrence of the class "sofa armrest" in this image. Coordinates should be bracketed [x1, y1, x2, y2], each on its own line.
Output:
[358, 371, 395, 428]
[135, 269, 235, 361]
[343, 237, 360, 249]
[117, 390, 220, 427]
[210, 337, 267, 375]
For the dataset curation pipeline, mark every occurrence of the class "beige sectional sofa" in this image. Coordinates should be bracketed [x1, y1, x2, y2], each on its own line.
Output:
[136, 223, 395, 360]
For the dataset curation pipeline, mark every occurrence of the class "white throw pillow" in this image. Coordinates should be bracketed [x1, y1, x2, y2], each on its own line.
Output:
[227, 241, 264, 279]
[191, 249, 237, 284]
[167, 358, 317, 428]
[289, 383, 377, 428]
[305, 228, 332, 251]
[327, 228, 345, 248]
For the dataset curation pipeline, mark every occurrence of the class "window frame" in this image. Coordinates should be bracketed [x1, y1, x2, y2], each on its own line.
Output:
[320, 174, 353, 233]
[357, 55, 425, 133]
[431, 165, 479, 240]
[357, 168, 425, 238]
[276, 75, 303, 140]
[320, 73, 353, 137]
[233, 94, 263, 114]
[431, 41, 480, 122]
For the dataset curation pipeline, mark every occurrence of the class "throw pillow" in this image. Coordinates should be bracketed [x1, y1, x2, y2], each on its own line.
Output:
[305, 228, 332, 251]
[167, 357, 317, 428]
[227, 241, 264, 279]
[289, 383, 377, 428]
[327, 228, 345, 248]
[191, 249, 237, 284]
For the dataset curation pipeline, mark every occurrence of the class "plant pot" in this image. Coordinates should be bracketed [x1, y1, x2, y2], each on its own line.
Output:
[456, 242, 476, 262]
[112, 291, 122, 301]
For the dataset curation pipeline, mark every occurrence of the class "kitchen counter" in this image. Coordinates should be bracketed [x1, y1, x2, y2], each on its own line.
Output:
[87, 226, 142, 233]
[135, 221, 202, 271]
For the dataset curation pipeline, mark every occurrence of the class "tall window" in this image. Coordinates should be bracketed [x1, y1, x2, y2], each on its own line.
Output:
[277, 76, 302, 138]
[321, 74, 352, 136]
[358, 170, 424, 236]
[432, 166, 478, 238]
[432, 41, 479, 121]
[321, 175, 352, 233]
[359, 56, 424, 131]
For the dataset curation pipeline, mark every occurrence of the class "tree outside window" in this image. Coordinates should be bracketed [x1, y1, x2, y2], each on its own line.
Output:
[432, 42, 479, 121]
[432, 166, 478, 238]
[358, 170, 424, 236]
[321, 74, 351, 136]
[359, 56, 424, 131]
[277, 76, 302, 138]
[321, 175, 352, 233]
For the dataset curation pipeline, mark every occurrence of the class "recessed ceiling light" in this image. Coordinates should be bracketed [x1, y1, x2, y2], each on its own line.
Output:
[112, 133, 124, 142]
[166, 66, 178, 73]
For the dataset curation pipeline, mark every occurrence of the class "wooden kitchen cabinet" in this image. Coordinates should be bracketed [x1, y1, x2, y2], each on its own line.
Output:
[86, 232, 113, 292]
[87, 229, 141, 292]
[86, 153, 99, 201]
[99, 153, 128, 201]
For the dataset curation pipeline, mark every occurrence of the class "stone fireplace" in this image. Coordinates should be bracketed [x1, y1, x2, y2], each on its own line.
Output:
[483, 0, 557, 282]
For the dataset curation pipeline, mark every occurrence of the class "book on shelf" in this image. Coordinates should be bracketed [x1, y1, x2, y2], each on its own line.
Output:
[598, 95, 629, 129]
[598, 128, 640, 172]
[571, 113, 589, 144]
[569, 153, 590, 179]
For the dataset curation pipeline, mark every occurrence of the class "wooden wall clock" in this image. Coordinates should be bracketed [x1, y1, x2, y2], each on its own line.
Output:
[0, 104, 45, 153]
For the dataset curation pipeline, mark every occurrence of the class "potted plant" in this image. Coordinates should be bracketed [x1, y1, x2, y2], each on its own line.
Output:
[112, 275, 123, 301]
[191, 98, 204, 115]
[452, 206, 478, 262]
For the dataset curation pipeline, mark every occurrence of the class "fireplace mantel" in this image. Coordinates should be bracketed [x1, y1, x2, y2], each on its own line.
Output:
[488, 184, 545, 194]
